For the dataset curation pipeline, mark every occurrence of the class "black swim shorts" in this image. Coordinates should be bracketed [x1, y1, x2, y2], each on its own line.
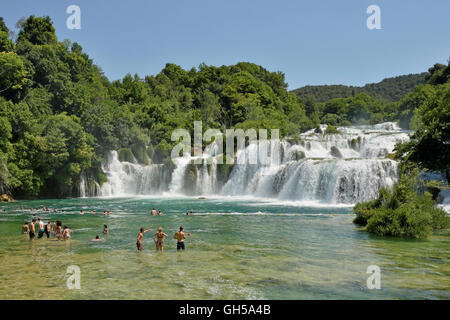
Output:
[177, 241, 185, 250]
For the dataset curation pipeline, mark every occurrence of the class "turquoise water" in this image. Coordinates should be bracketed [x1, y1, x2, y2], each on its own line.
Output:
[0, 196, 449, 299]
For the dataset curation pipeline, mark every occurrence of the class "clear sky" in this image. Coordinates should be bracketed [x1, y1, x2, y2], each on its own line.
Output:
[2, 0, 449, 89]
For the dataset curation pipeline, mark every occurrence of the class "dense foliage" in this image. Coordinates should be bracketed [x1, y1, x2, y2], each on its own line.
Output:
[353, 166, 450, 238]
[354, 63, 450, 238]
[0, 15, 314, 197]
[292, 73, 427, 103]
[394, 63, 450, 181]
[293, 73, 429, 127]
[0, 14, 448, 214]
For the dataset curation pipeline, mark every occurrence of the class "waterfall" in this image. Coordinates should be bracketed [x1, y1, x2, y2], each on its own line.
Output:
[168, 156, 191, 194]
[100, 151, 167, 196]
[80, 170, 101, 197]
[83, 122, 414, 204]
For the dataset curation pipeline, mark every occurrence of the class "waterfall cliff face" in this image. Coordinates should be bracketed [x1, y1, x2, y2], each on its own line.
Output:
[84, 122, 410, 204]
[221, 123, 407, 203]
[100, 151, 168, 196]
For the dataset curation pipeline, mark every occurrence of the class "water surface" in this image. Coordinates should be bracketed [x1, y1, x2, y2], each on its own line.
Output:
[0, 197, 448, 299]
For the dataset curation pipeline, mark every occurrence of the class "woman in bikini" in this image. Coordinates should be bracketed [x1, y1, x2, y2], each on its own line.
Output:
[153, 227, 168, 252]
[62, 226, 71, 240]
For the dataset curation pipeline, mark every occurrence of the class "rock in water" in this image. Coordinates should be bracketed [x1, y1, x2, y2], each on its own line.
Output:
[330, 146, 343, 158]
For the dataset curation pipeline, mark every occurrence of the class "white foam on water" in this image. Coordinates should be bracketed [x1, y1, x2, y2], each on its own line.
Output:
[83, 122, 423, 205]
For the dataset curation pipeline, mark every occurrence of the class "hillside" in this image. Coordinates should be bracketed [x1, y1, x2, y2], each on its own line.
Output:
[292, 73, 428, 103]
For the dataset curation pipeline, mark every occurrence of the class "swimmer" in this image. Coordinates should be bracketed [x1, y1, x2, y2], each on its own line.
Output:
[153, 227, 168, 252]
[91, 235, 103, 242]
[22, 222, 29, 234]
[79, 210, 84, 215]
[136, 227, 152, 251]
[158, 210, 163, 216]
[151, 208, 157, 216]
[173, 226, 191, 251]
[103, 225, 109, 234]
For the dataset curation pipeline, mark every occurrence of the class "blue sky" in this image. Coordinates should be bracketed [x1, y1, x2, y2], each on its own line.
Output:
[2, 0, 449, 89]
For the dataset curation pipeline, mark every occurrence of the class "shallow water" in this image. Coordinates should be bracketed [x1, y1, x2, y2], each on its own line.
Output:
[0, 197, 449, 299]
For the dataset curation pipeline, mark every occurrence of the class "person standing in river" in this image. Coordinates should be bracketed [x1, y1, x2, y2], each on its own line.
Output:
[44, 221, 51, 238]
[153, 227, 168, 252]
[37, 217, 45, 239]
[62, 226, 71, 240]
[136, 227, 152, 251]
[29, 219, 36, 241]
[173, 226, 191, 251]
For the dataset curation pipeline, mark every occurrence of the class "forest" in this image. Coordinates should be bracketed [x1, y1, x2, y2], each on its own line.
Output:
[0, 14, 449, 220]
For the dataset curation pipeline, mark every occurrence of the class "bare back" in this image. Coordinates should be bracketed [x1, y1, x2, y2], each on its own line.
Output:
[174, 231, 187, 242]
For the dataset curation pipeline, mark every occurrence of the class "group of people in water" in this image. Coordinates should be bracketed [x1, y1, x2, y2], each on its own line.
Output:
[18, 206, 193, 252]
[79, 210, 112, 215]
[22, 217, 71, 241]
[136, 225, 191, 252]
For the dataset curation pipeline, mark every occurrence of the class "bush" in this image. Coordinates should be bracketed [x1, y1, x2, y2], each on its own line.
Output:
[366, 204, 432, 239]
[130, 142, 149, 165]
[325, 124, 340, 134]
[118, 148, 135, 163]
[353, 167, 450, 238]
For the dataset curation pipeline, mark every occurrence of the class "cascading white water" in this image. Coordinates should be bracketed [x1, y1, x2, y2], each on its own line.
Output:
[80, 170, 100, 197]
[221, 122, 409, 203]
[168, 156, 191, 194]
[86, 122, 418, 204]
[100, 151, 167, 196]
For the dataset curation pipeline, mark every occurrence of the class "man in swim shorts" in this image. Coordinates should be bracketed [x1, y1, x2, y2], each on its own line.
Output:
[37, 217, 45, 239]
[29, 219, 36, 241]
[136, 227, 152, 251]
[45, 221, 51, 238]
[173, 226, 191, 251]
